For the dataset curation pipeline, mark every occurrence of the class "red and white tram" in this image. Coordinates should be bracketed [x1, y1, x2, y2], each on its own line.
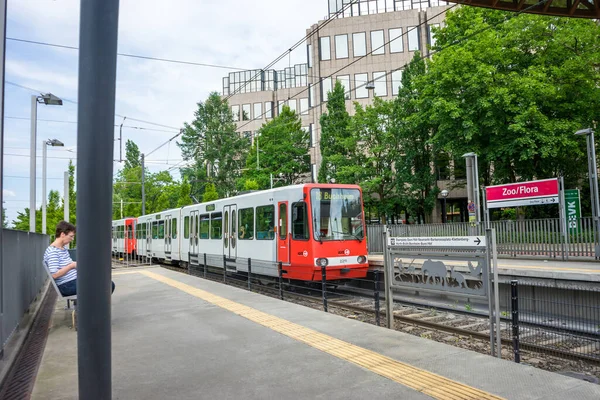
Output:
[119, 184, 368, 281]
[111, 218, 137, 257]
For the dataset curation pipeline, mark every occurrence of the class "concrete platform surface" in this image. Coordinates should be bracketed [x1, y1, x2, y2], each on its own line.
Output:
[32, 266, 600, 400]
[369, 254, 600, 282]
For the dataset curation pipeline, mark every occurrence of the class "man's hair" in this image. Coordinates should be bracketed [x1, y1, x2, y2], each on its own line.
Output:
[55, 221, 76, 238]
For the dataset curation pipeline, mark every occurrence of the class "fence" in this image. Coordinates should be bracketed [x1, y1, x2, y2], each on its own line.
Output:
[1, 229, 49, 351]
[367, 217, 599, 259]
[505, 280, 600, 363]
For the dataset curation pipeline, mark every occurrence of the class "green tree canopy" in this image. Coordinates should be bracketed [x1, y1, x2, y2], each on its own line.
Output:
[178, 92, 248, 197]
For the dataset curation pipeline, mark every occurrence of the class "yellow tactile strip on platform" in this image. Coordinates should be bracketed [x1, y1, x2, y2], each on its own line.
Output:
[137, 270, 504, 400]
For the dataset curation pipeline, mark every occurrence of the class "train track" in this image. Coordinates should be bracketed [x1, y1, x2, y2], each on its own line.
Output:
[112, 257, 600, 367]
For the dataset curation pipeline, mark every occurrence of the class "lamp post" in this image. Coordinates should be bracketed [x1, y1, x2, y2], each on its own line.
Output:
[30, 93, 63, 232]
[42, 139, 64, 234]
[575, 128, 600, 258]
[441, 189, 449, 223]
[463, 152, 481, 233]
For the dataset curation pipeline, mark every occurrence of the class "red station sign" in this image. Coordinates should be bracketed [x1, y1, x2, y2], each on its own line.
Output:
[486, 178, 559, 209]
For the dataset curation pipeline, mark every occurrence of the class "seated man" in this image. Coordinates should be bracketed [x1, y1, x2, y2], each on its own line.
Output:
[44, 221, 115, 296]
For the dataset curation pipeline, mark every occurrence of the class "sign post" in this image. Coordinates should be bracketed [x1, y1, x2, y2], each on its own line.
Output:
[565, 189, 581, 231]
[485, 178, 559, 209]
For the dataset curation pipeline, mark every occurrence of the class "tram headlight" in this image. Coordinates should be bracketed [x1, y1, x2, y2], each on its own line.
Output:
[357, 255, 367, 264]
[316, 258, 328, 267]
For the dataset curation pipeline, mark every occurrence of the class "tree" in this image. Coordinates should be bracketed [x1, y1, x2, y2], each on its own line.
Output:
[243, 106, 310, 188]
[423, 8, 600, 187]
[178, 92, 248, 197]
[351, 97, 399, 223]
[124, 139, 141, 170]
[177, 179, 193, 207]
[394, 52, 439, 223]
[319, 80, 358, 183]
[202, 183, 219, 202]
[2, 207, 7, 228]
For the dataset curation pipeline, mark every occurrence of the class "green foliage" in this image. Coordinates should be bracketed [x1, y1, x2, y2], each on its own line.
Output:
[178, 92, 248, 197]
[242, 179, 260, 191]
[243, 105, 310, 189]
[393, 52, 439, 223]
[319, 80, 357, 183]
[202, 183, 219, 202]
[2, 207, 7, 228]
[424, 8, 600, 187]
[124, 139, 141, 170]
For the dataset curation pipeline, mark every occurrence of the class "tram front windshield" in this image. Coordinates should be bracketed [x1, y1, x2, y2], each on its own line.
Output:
[310, 188, 364, 241]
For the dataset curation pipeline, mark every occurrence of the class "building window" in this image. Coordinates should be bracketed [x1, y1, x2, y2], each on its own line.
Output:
[309, 123, 315, 148]
[335, 34, 348, 59]
[320, 36, 331, 61]
[391, 70, 403, 96]
[253, 103, 262, 120]
[321, 77, 333, 101]
[222, 77, 229, 96]
[312, 164, 317, 183]
[337, 75, 351, 100]
[265, 101, 273, 119]
[355, 73, 368, 99]
[231, 105, 240, 122]
[308, 83, 313, 107]
[278, 100, 285, 115]
[307, 44, 313, 68]
[408, 26, 420, 51]
[242, 131, 252, 145]
[265, 70, 275, 91]
[285, 66, 295, 88]
[352, 32, 366, 57]
[389, 28, 403, 53]
[373, 71, 387, 97]
[428, 24, 440, 48]
[300, 98, 309, 115]
[242, 104, 251, 121]
[371, 30, 385, 55]
[295, 64, 308, 87]
[288, 99, 297, 114]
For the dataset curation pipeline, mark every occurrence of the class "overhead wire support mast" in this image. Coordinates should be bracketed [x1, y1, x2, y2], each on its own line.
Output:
[119, 116, 126, 162]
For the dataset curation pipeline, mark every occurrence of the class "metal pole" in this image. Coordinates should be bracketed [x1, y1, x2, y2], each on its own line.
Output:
[42, 141, 47, 234]
[76, 0, 119, 398]
[64, 171, 69, 222]
[29, 95, 37, 232]
[141, 153, 145, 215]
[279, 262, 284, 300]
[0, 0, 7, 326]
[474, 154, 482, 231]
[383, 227, 394, 329]
[559, 176, 568, 261]
[511, 280, 520, 363]
[492, 228, 501, 359]
[587, 132, 600, 259]
[374, 270, 380, 326]
[442, 197, 446, 223]
[321, 265, 327, 312]
[486, 228, 495, 357]
[120, 198, 123, 219]
[270, 173, 273, 189]
[247, 258, 252, 290]
[119, 116, 125, 163]
[256, 135, 259, 170]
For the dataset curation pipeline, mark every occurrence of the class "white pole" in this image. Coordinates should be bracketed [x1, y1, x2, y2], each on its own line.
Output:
[64, 170, 69, 222]
[120, 198, 123, 219]
[29, 95, 37, 232]
[42, 141, 47, 234]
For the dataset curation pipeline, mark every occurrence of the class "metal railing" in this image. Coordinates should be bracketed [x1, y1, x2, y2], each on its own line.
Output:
[367, 217, 599, 259]
[1, 229, 49, 350]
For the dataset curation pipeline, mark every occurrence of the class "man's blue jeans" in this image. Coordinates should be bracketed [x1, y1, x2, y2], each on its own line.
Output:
[58, 279, 115, 296]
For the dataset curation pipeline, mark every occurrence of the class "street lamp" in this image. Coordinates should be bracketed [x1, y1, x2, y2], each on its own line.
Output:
[441, 189, 449, 223]
[42, 139, 64, 234]
[365, 81, 375, 90]
[575, 128, 600, 258]
[463, 152, 481, 232]
[30, 93, 63, 232]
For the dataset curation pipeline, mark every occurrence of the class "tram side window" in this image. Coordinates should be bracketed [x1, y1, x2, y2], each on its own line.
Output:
[158, 221, 165, 239]
[211, 212, 222, 239]
[238, 208, 254, 240]
[292, 202, 309, 240]
[119, 226, 124, 239]
[152, 222, 158, 239]
[184, 217, 190, 239]
[127, 225, 133, 239]
[200, 214, 209, 239]
[256, 205, 275, 240]
[172, 218, 177, 239]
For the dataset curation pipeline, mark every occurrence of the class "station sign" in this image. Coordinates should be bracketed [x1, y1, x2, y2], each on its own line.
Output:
[388, 236, 486, 247]
[486, 178, 559, 209]
[564, 189, 581, 231]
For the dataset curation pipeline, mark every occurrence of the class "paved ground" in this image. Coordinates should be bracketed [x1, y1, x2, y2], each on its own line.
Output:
[31, 266, 600, 399]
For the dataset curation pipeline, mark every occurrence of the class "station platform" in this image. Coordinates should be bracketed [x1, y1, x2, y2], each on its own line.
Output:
[368, 255, 600, 283]
[32, 266, 600, 400]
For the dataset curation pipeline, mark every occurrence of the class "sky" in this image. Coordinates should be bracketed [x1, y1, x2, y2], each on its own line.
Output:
[2, 0, 328, 225]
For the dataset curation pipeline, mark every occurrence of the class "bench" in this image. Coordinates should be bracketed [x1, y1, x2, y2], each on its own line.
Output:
[43, 260, 77, 329]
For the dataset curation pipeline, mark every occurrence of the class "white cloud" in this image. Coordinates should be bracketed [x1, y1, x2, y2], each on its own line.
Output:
[2, 189, 16, 197]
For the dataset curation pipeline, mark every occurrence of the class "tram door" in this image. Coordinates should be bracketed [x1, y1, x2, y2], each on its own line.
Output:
[147, 221, 154, 257]
[112, 226, 117, 253]
[223, 205, 237, 259]
[189, 211, 199, 255]
[165, 215, 172, 259]
[277, 202, 290, 264]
